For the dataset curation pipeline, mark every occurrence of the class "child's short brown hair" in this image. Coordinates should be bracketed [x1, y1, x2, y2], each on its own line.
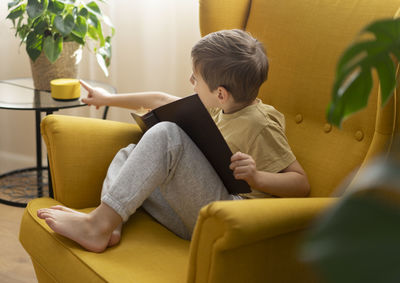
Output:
[191, 29, 268, 103]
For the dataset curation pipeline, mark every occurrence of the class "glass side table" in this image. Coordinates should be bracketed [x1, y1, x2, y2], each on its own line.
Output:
[0, 78, 115, 207]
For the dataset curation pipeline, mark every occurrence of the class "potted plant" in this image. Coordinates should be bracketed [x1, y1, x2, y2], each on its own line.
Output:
[6, 0, 114, 91]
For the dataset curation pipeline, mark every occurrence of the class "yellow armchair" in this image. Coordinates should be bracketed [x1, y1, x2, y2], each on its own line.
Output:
[19, 0, 400, 282]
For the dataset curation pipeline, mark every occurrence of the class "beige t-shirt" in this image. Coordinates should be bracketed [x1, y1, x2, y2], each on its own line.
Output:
[209, 99, 296, 198]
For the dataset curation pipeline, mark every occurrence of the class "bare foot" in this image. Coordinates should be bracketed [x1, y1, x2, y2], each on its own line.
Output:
[109, 223, 122, 247]
[37, 204, 122, 253]
[48, 205, 86, 214]
[46, 205, 123, 247]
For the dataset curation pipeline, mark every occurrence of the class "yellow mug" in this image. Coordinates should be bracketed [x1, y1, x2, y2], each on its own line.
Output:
[50, 78, 81, 101]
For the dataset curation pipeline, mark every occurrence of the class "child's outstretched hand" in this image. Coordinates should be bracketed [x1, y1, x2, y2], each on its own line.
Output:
[80, 80, 112, 109]
[230, 152, 258, 187]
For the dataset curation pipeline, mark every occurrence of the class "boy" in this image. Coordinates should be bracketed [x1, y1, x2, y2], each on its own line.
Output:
[37, 29, 310, 253]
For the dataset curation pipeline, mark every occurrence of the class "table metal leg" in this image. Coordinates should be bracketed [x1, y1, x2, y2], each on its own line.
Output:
[0, 111, 49, 207]
[35, 110, 43, 198]
[102, 105, 109, 119]
[45, 111, 54, 198]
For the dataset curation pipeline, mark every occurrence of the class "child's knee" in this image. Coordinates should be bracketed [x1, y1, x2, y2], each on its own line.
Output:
[140, 122, 186, 148]
[156, 121, 180, 131]
[147, 121, 182, 137]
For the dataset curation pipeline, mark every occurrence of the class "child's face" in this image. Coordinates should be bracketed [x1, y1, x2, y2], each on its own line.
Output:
[190, 68, 219, 108]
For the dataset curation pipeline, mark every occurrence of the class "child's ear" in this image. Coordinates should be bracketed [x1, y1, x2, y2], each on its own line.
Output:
[216, 86, 230, 103]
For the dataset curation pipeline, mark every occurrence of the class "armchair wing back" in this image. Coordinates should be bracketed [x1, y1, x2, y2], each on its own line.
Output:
[200, 0, 400, 197]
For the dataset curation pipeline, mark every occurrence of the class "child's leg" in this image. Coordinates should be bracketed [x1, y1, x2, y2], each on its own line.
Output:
[38, 121, 235, 251]
[100, 143, 190, 238]
[101, 121, 235, 239]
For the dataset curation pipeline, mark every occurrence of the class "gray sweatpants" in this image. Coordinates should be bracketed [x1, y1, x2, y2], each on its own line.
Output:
[101, 122, 237, 240]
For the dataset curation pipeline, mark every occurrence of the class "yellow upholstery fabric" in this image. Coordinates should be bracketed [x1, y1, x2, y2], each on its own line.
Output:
[41, 115, 143, 208]
[199, 0, 251, 33]
[188, 198, 335, 282]
[19, 1, 400, 282]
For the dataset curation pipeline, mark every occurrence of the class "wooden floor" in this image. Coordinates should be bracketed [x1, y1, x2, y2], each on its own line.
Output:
[0, 203, 37, 283]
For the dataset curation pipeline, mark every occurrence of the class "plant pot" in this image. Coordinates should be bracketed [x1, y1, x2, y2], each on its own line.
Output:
[30, 41, 81, 91]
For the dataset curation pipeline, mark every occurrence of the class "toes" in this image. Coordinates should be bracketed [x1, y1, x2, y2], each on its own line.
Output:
[50, 205, 72, 212]
[50, 205, 64, 210]
[37, 209, 44, 218]
[37, 208, 61, 222]
[50, 205, 83, 215]
[37, 208, 51, 219]
[38, 211, 54, 220]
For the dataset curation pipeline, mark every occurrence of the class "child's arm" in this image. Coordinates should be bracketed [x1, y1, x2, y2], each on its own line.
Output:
[80, 80, 180, 110]
[230, 152, 310, 197]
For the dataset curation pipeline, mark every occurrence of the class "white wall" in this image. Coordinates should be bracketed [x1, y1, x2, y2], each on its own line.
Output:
[0, 0, 200, 173]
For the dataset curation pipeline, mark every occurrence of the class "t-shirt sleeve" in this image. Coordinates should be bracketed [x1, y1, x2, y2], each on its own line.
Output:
[249, 121, 296, 173]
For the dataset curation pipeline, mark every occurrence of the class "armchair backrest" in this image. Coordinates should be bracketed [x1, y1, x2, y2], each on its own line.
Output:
[200, 0, 400, 197]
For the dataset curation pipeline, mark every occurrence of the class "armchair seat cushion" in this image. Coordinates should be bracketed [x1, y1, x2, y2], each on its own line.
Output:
[20, 197, 190, 283]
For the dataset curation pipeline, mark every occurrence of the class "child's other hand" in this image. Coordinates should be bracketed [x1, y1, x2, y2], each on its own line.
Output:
[230, 152, 258, 186]
[80, 80, 111, 109]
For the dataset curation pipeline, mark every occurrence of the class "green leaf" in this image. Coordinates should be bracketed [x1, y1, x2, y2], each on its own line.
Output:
[16, 23, 30, 42]
[33, 18, 47, 34]
[72, 15, 87, 38]
[6, 4, 25, 20]
[85, 1, 102, 17]
[67, 32, 84, 45]
[365, 18, 400, 42]
[57, 0, 75, 4]
[301, 154, 400, 283]
[391, 49, 400, 63]
[101, 37, 111, 55]
[8, 0, 21, 10]
[98, 39, 111, 66]
[78, 7, 88, 18]
[336, 40, 375, 76]
[43, 35, 63, 62]
[96, 52, 108, 76]
[93, 14, 105, 46]
[47, 0, 65, 14]
[16, 16, 24, 32]
[301, 191, 400, 283]
[87, 12, 105, 46]
[85, 1, 114, 29]
[27, 0, 45, 19]
[87, 25, 98, 40]
[54, 14, 74, 36]
[375, 54, 396, 106]
[327, 18, 400, 127]
[26, 31, 43, 61]
[87, 12, 99, 28]
[328, 69, 373, 127]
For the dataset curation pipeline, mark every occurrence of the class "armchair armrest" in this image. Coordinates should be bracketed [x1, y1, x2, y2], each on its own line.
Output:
[188, 197, 337, 283]
[41, 115, 142, 208]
